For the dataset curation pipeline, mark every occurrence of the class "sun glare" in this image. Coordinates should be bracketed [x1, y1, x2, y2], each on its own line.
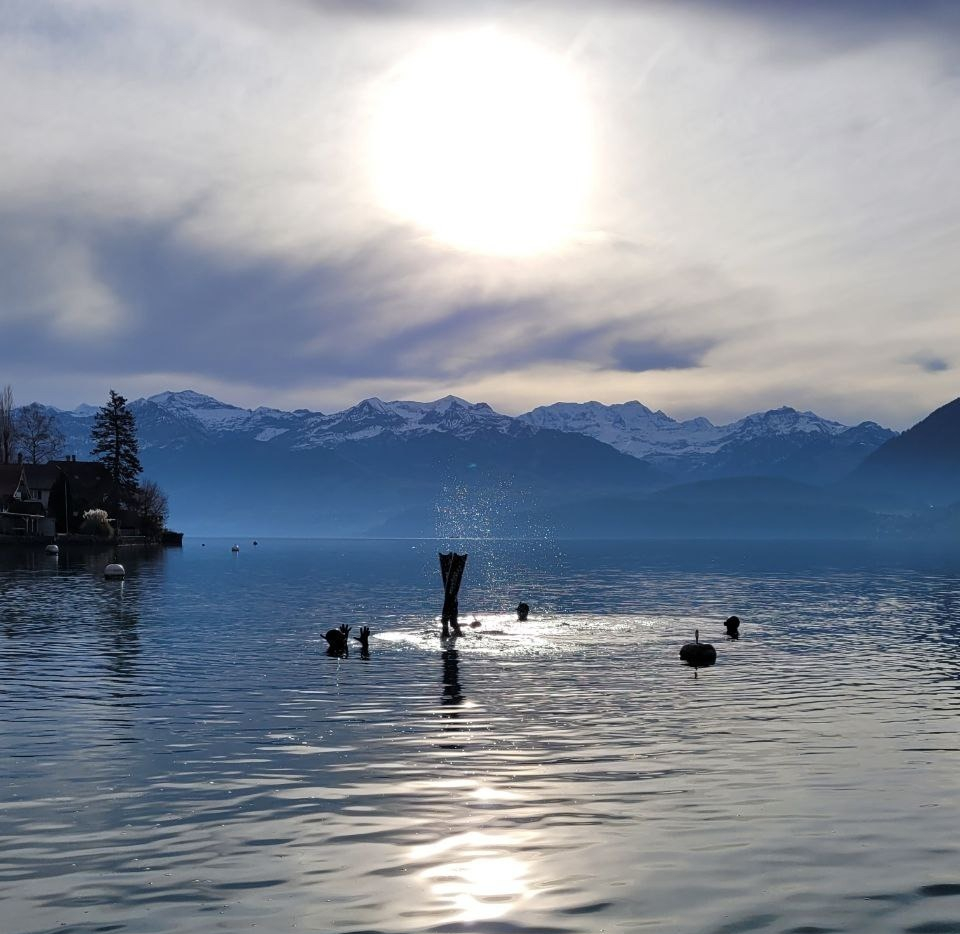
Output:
[410, 831, 532, 923]
[370, 30, 593, 256]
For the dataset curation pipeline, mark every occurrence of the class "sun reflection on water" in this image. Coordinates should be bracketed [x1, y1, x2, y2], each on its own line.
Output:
[409, 831, 532, 923]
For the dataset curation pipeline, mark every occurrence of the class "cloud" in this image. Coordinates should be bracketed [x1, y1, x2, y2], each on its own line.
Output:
[0, 219, 124, 337]
[909, 354, 952, 374]
[1, 0, 959, 430]
[0, 209, 748, 396]
[648, 0, 960, 64]
[611, 337, 715, 372]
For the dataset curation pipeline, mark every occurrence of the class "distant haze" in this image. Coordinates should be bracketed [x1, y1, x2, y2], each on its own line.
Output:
[2, 1, 959, 429]
[43, 389, 960, 540]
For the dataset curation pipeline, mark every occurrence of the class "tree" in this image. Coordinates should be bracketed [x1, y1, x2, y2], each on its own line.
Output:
[0, 384, 14, 464]
[135, 479, 169, 538]
[91, 390, 143, 513]
[15, 403, 65, 464]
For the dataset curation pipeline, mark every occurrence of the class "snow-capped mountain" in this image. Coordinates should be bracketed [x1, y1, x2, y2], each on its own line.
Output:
[49, 390, 660, 536]
[46, 391, 522, 454]
[519, 400, 878, 456]
[519, 400, 895, 482]
[30, 388, 913, 536]
[518, 401, 726, 457]
[291, 395, 519, 448]
[141, 390, 298, 433]
[130, 392, 304, 450]
[50, 390, 894, 478]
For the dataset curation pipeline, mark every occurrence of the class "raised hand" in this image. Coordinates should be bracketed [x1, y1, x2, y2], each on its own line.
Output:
[353, 625, 371, 647]
[339, 623, 351, 639]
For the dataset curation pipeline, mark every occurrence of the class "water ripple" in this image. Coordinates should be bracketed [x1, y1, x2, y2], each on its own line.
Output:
[1, 539, 958, 934]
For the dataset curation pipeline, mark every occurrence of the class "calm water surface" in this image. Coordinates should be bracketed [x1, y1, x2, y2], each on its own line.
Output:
[1, 539, 958, 934]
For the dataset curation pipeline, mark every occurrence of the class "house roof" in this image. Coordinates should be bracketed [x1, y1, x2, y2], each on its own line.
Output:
[49, 460, 113, 482]
[0, 464, 26, 499]
[48, 459, 115, 506]
[23, 464, 63, 490]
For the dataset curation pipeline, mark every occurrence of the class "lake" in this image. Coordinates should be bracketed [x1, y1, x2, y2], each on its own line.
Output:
[1, 538, 958, 934]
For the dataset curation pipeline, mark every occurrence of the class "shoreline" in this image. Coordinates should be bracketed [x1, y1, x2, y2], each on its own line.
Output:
[0, 534, 179, 548]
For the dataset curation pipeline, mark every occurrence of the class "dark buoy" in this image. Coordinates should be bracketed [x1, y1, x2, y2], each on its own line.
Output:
[679, 629, 716, 667]
[104, 563, 125, 580]
[253, 540, 258, 546]
[724, 615, 741, 639]
[516, 602, 530, 621]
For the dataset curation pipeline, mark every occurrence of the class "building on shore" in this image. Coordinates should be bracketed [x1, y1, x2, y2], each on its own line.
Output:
[0, 463, 56, 537]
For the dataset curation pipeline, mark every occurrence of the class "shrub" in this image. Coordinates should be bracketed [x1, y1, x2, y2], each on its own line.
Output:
[80, 508, 113, 538]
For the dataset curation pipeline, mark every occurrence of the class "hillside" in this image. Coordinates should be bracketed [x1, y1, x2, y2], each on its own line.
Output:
[843, 397, 960, 507]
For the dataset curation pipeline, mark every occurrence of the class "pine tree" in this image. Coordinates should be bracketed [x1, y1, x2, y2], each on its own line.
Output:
[91, 390, 143, 514]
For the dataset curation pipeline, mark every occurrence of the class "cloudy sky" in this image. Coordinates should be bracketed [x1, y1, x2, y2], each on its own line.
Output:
[2, 0, 958, 428]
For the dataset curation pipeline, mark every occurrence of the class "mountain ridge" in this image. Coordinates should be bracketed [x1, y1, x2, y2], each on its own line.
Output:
[519, 398, 893, 462]
[27, 388, 946, 537]
[48, 389, 897, 465]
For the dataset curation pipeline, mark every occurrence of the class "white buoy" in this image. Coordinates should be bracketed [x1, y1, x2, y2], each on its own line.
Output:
[231, 544, 240, 553]
[104, 563, 125, 580]
[45, 544, 59, 556]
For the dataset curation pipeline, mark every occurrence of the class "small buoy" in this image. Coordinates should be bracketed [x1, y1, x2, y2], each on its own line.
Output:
[724, 615, 741, 638]
[231, 544, 240, 553]
[679, 629, 716, 667]
[104, 563, 125, 580]
[45, 544, 59, 556]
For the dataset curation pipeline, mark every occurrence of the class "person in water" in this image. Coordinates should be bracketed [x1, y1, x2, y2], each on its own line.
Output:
[441, 597, 463, 638]
[516, 602, 530, 621]
[323, 624, 372, 657]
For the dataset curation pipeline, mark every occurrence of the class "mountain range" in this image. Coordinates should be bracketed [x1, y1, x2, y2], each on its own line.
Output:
[33, 390, 959, 538]
[519, 401, 894, 484]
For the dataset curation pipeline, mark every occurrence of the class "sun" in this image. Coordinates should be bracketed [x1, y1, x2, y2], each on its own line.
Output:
[369, 30, 593, 256]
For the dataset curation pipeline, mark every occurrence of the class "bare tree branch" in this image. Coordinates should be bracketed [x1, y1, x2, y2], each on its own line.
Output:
[0, 385, 15, 465]
[15, 403, 65, 464]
